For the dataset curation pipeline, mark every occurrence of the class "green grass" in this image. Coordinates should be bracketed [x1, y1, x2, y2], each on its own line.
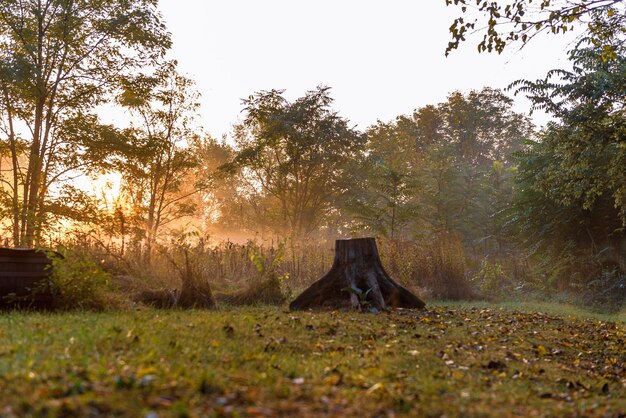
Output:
[429, 300, 626, 323]
[0, 304, 624, 417]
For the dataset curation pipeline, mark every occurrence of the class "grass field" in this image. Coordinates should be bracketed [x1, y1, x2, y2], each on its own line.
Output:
[0, 303, 624, 417]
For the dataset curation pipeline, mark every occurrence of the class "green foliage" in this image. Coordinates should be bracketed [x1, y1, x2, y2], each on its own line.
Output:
[344, 87, 532, 271]
[225, 274, 287, 306]
[249, 241, 290, 282]
[584, 266, 626, 311]
[223, 86, 364, 237]
[472, 258, 509, 298]
[0, 0, 171, 246]
[511, 42, 626, 301]
[225, 242, 289, 306]
[114, 61, 202, 256]
[46, 248, 117, 310]
[342, 285, 379, 312]
[342, 117, 422, 239]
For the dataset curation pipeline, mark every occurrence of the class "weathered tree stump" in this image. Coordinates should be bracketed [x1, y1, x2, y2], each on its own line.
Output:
[290, 238, 425, 311]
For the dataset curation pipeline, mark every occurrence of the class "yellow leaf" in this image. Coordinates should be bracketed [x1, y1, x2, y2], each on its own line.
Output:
[323, 374, 341, 386]
[366, 382, 384, 394]
[138, 366, 157, 377]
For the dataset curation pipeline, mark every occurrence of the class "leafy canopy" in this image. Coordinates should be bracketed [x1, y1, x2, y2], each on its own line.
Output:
[512, 42, 626, 294]
[225, 86, 364, 237]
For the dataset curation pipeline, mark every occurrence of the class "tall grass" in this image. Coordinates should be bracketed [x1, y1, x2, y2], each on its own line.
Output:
[61, 232, 475, 305]
[378, 233, 473, 300]
[43, 231, 625, 311]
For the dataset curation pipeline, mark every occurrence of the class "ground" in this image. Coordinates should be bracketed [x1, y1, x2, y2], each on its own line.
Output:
[0, 303, 624, 417]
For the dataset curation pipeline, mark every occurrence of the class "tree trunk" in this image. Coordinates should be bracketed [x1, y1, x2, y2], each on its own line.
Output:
[3, 86, 21, 247]
[290, 238, 425, 311]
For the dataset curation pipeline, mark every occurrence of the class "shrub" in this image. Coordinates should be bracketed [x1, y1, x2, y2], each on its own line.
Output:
[471, 257, 510, 300]
[46, 248, 120, 310]
[159, 231, 216, 309]
[135, 288, 179, 309]
[218, 242, 289, 306]
[583, 265, 626, 312]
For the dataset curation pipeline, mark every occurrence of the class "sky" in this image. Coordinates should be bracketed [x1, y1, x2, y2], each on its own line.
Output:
[149, 0, 582, 138]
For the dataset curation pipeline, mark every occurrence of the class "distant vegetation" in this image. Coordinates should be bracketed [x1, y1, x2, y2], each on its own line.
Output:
[0, 0, 624, 312]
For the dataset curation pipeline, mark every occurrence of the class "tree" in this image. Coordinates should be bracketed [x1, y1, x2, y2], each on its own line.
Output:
[115, 61, 201, 259]
[0, 0, 170, 247]
[445, 0, 625, 57]
[187, 135, 236, 234]
[225, 87, 364, 238]
[512, 43, 626, 294]
[436, 89, 531, 258]
[342, 88, 532, 250]
[343, 117, 422, 240]
[442, 88, 530, 164]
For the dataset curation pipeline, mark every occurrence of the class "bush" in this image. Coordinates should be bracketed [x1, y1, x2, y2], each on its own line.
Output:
[471, 257, 510, 300]
[217, 242, 289, 306]
[135, 288, 179, 308]
[583, 265, 626, 312]
[46, 248, 121, 310]
[158, 231, 216, 309]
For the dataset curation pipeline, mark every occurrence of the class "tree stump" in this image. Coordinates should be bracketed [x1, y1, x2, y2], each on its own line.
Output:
[290, 238, 425, 311]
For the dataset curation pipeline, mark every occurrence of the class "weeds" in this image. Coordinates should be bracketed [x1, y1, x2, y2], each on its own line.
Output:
[43, 232, 621, 312]
[218, 242, 289, 306]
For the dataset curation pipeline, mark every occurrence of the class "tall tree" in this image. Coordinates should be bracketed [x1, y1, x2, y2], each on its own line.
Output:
[343, 88, 532, 249]
[187, 135, 236, 234]
[0, 0, 170, 246]
[512, 43, 626, 290]
[225, 87, 364, 238]
[418, 88, 532, 244]
[116, 61, 200, 258]
[343, 117, 422, 239]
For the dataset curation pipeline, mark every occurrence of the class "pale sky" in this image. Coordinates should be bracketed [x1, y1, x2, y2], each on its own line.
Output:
[152, 0, 582, 137]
